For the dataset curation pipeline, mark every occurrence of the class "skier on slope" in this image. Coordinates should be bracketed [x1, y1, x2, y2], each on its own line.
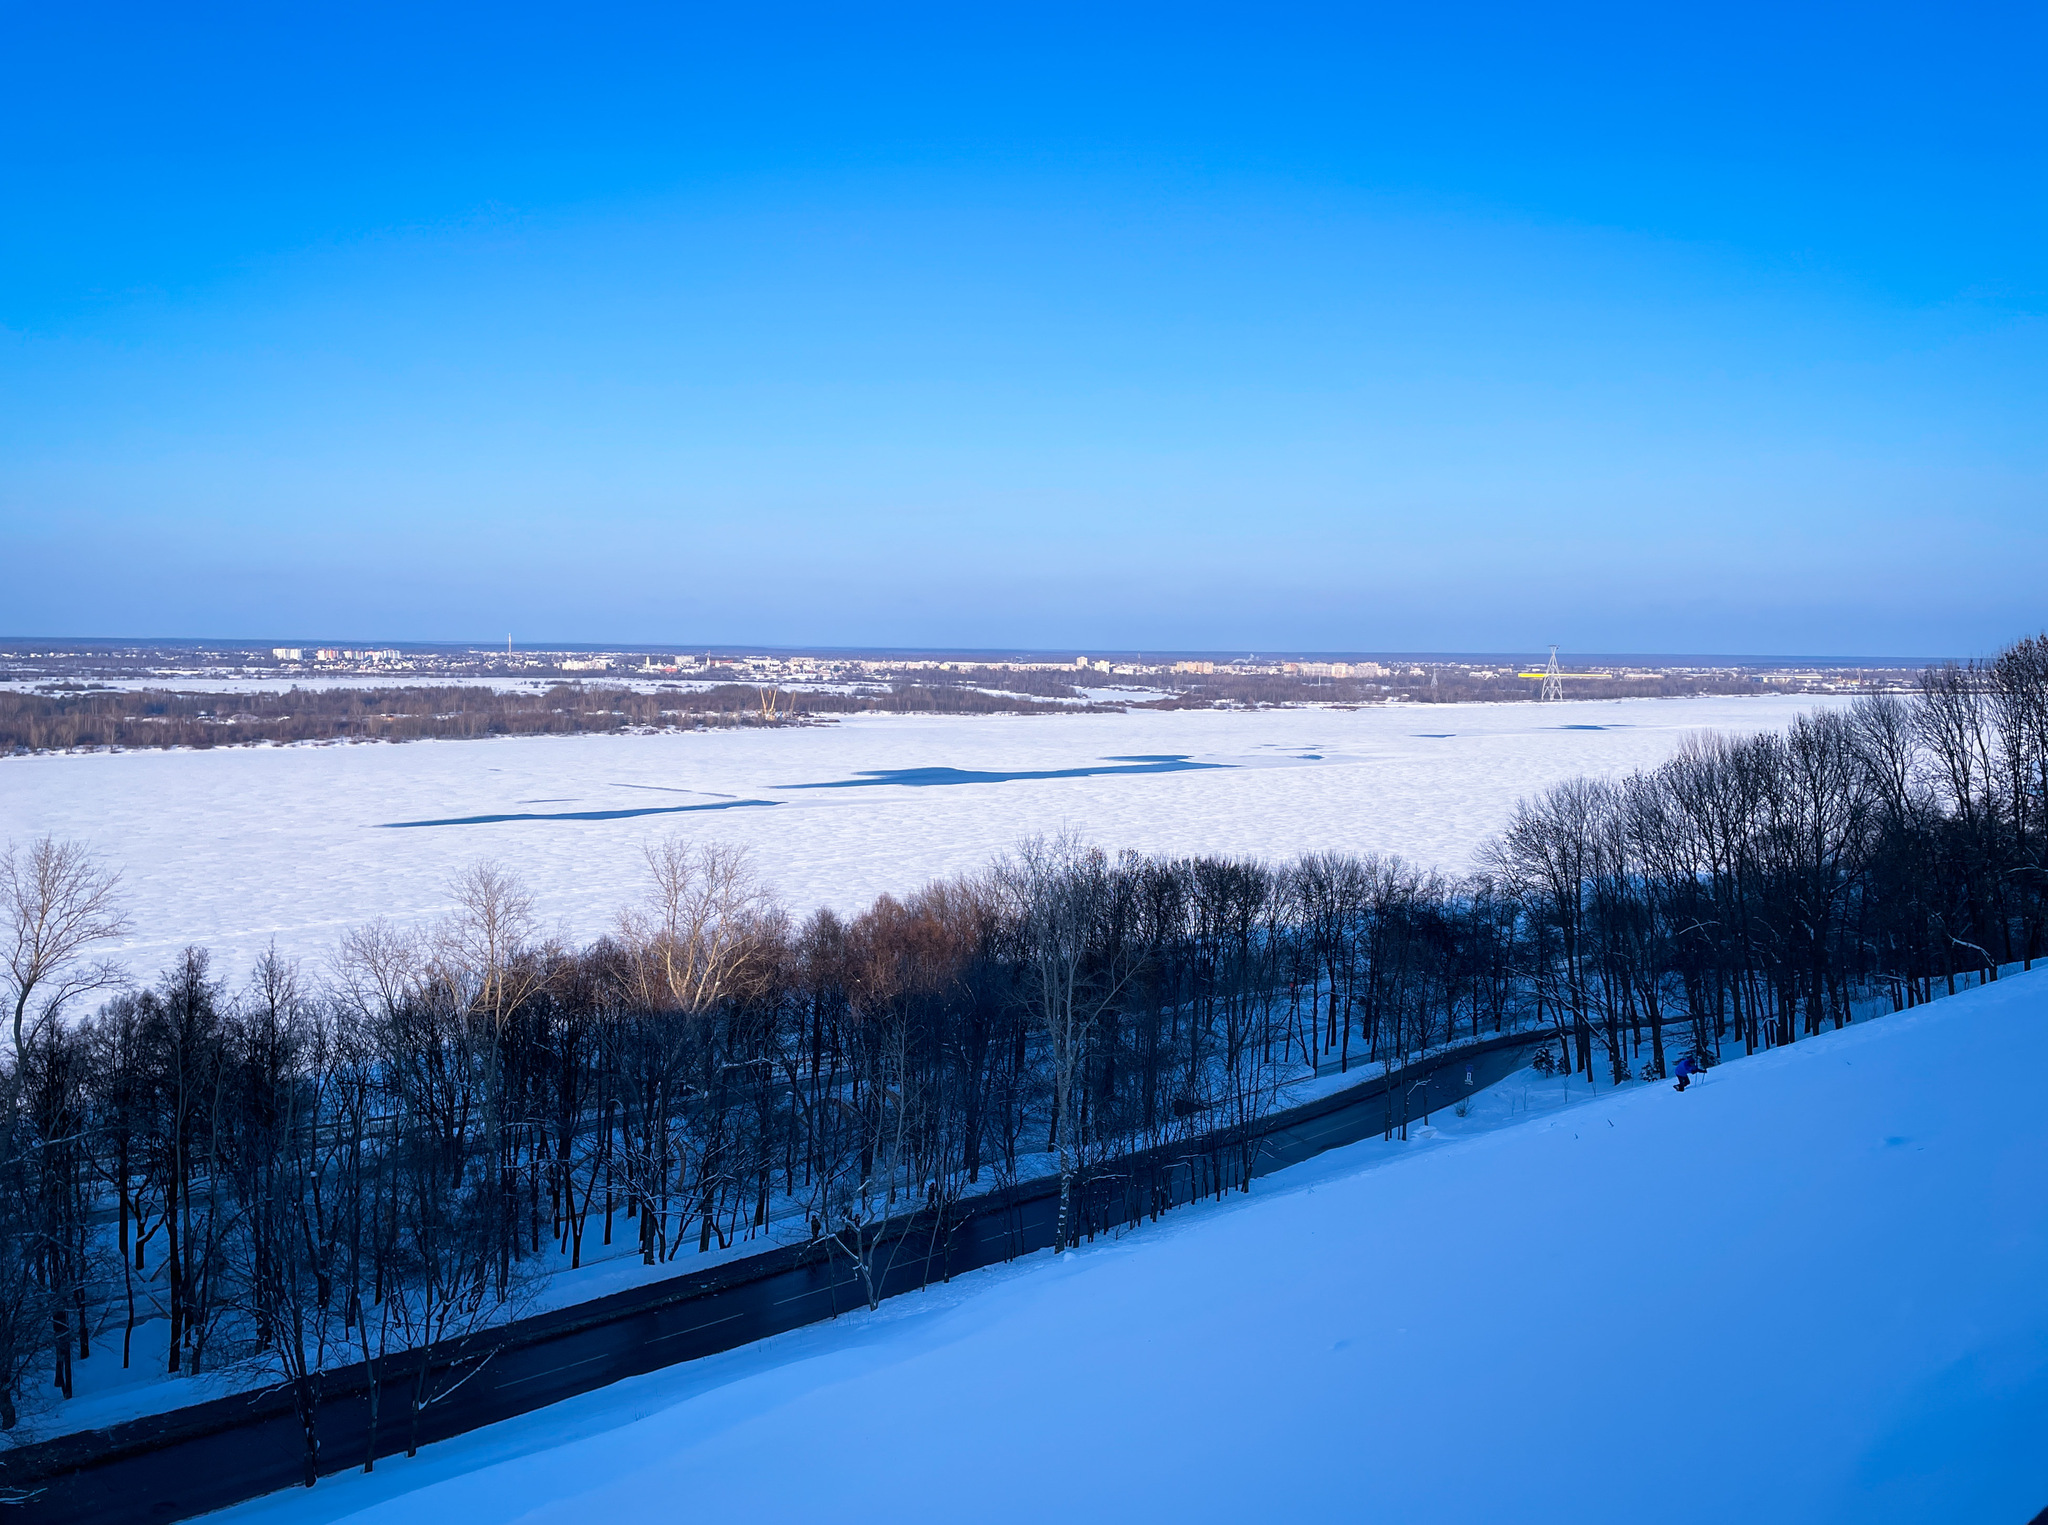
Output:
[1673, 1053, 1699, 1093]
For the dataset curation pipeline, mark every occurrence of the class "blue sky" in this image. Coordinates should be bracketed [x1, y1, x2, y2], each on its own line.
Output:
[2, 3, 2041, 656]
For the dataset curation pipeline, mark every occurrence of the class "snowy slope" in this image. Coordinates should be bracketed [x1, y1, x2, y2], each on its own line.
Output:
[214, 968, 2048, 1525]
[0, 695, 1846, 979]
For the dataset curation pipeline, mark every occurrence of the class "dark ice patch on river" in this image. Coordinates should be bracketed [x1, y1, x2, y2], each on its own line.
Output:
[377, 799, 782, 828]
[781, 756, 1227, 789]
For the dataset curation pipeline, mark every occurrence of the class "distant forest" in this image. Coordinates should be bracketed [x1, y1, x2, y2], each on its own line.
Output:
[1154, 669, 1761, 708]
[0, 677, 1111, 754]
[3, 662, 1792, 755]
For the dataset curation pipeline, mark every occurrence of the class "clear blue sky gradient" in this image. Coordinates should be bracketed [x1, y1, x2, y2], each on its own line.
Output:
[2, 3, 2042, 655]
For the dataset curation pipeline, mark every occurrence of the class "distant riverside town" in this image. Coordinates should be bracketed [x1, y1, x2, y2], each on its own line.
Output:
[5, 641, 1915, 695]
[0, 639, 1928, 755]
[0, 640, 1921, 754]
[0, 642, 1916, 757]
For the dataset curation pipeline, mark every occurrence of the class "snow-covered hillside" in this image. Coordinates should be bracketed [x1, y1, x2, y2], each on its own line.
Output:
[0, 695, 1846, 978]
[216, 968, 2048, 1525]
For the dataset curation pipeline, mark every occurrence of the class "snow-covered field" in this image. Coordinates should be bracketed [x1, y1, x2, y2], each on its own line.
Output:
[0, 695, 1848, 980]
[211, 965, 2048, 1525]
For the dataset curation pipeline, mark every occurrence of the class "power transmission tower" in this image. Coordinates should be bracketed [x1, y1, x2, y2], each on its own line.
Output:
[1540, 644, 1564, 703]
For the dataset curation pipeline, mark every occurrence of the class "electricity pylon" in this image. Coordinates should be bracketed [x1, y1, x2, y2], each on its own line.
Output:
[1540, 645, 1564, 703]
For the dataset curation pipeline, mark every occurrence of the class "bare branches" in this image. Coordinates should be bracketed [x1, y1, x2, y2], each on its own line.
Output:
[1, 836, 129, 1068]
[433, 861, 542, 1030]
[330, 918, 425, 1022]
[1001, 832, 1148, 1250]
[618, 839, 776, 1014]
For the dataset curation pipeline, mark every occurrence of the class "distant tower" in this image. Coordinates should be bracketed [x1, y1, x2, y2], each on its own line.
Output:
[1540, 645, 1564, 703]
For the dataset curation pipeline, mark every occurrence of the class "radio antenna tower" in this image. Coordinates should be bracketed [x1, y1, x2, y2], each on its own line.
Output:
[1540, 644, 1564, 703]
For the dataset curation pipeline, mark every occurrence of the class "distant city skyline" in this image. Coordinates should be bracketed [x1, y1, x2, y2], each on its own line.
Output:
[3, 4, 2042, 658]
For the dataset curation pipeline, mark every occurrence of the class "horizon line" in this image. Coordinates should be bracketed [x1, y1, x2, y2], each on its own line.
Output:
[0, 635, 1977, 668]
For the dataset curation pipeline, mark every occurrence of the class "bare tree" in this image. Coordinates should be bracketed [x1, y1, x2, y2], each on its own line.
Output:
[330, 918, 425, 1025]
[434, 862, 542, 1031]
[224, 948, 341, 1486]
[620, 839, 774, 1013]
[1003, 834, 1141, 1251]
[0, 841, 128, 1415]
[2, 837, 129, 1068]
[429, 863, 546, 1300]
[1487, 779, 1606, 1079]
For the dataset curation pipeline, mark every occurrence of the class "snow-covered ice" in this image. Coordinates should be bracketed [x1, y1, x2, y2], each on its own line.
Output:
[206, 965, 2048, 1525]
[0, 695, 1851, 979]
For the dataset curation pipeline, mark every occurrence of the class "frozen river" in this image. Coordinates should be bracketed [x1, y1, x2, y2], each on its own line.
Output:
[0, 695, 1851, 982]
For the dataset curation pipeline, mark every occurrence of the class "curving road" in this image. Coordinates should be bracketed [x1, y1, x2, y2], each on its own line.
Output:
[3, 1029, 1547, 1525]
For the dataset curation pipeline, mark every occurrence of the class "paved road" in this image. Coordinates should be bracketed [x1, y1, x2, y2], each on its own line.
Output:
[3, 1030, 1545, 1525]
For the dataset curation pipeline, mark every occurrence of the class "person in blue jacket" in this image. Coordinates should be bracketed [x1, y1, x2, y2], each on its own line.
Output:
[1673, 1054, 1699, 1092]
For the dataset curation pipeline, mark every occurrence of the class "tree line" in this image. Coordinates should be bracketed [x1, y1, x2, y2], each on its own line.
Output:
[1154, 668, 1772, 708]
[0, 678, 1110, 755]
[0, 634, 2044, 1478]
